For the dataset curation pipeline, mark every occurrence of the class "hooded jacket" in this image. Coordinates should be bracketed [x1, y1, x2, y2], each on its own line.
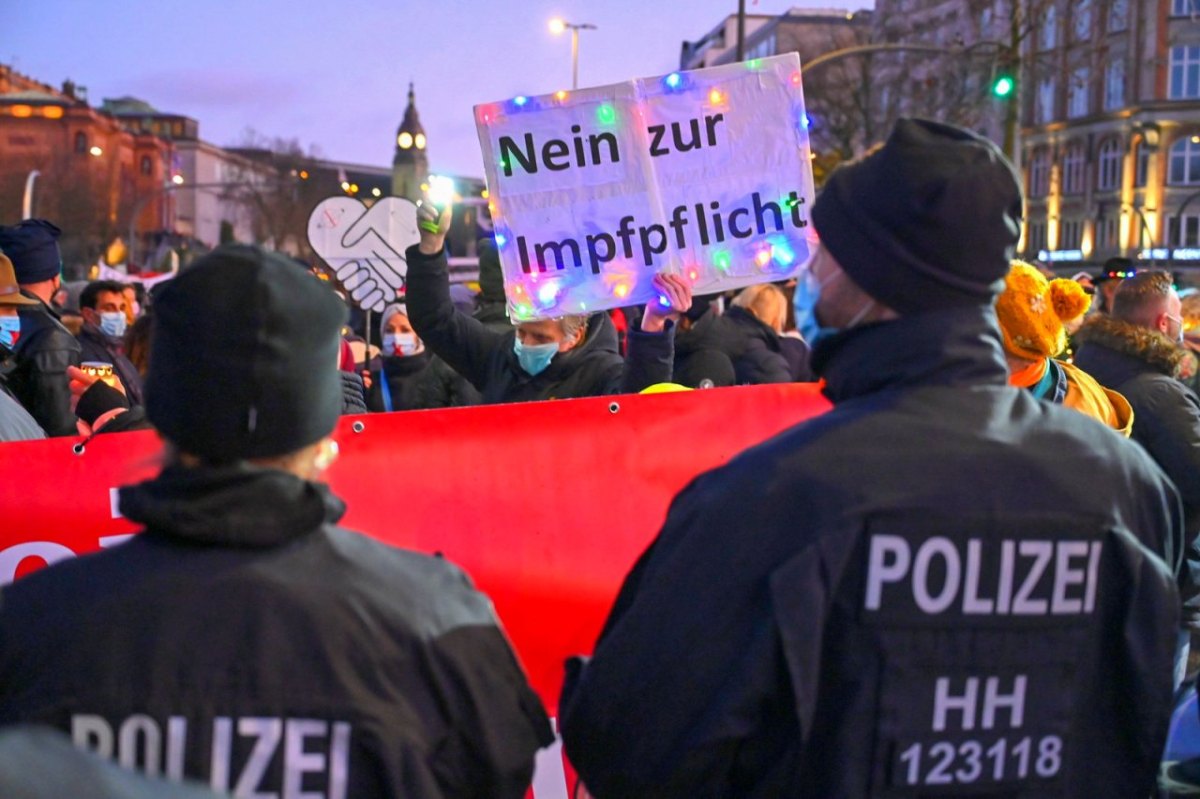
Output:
[0, 464, 553, 798]
[675, 306, 802, 386]
[561, 305, 1181, 798]
[76, 321, 144, 407]
[405, 245, 674, 403]
[1008, 357, 1134, 436]
[1074, 314, 1200, 624]
[8, 291, 80, 436]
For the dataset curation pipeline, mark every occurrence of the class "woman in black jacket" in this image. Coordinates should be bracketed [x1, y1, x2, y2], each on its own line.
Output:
[366, 302, 479, 411]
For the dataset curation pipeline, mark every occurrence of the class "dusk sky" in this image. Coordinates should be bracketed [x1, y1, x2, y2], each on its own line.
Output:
[8, 0, 869, 179]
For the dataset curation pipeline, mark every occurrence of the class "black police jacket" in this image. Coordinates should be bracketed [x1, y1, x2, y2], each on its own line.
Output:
[9, 293, 80, 436]
[561, 305, 1182, 798]
[406, 245, 674, 403]
[0, 464, 553, 798]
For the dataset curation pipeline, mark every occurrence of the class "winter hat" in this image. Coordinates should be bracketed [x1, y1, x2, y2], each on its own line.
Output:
[0, 252, 41, 307]
[146, 244, 347, 462]
[995, 261, 1091, 360]
[379, 302, 408, 334]
[0, 219, 64, 284]
[812, 118, 1022, 315]
[477, 238, 506, 304]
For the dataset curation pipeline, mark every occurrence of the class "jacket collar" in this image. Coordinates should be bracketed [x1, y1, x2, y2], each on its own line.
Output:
[119, 462, 346, 547]
[1074, 314, 1185, 378]
[814, 305, 1009, 403]
[382, 349, 431, 377]
[508, 310, 619, 382]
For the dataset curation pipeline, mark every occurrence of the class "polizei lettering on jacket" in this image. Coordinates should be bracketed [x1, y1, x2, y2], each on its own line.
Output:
[863, 533, 1103, 621]
[72, 714, 350, 798]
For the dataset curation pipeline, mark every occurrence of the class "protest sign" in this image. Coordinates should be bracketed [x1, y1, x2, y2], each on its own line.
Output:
[475, 53, 816, 321]
[308, 196, 420, 312]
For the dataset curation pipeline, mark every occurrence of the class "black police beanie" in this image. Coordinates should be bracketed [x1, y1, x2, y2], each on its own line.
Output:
[0, 219, 63, 284]
[811, 119, 1023, 315]
[146, 245, 347, 462]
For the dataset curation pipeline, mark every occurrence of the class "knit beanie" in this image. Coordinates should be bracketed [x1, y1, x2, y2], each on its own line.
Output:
[379, 303, 407, 334]
[995, 261, 1091, 360]
[811, 118, 1022, 315]
[146, 244, 347, 461]
[0, 219, 63, 284]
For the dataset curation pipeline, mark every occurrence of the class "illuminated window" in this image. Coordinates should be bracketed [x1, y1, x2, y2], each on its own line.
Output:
[1169, 136, 1200, 184]
[1040, 4, 1058, 50]
[1104, 59, 1125, 110]
[1109, 0, 1128, 30]
[1036, 78, 1056, 123]
[1170, 46, 1200, 99]
[1097, 139, 1122, 190]
[1029, 149, 1051, 197]
[1062, 143, 1085, 194]
[10, 105, 32, 118]
[1134, 140, 1149, 187]
[1073, 0, 1093, 40]
[1068, 67, 1090, 118]
[42, 106, 63, 119]
[1166, 213, 1200, 247]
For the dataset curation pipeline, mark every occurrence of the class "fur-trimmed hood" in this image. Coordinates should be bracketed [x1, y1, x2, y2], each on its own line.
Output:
[1074, 314, 1186, 377]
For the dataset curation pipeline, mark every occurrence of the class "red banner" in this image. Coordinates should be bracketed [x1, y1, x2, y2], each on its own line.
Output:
[0, 384, 829, 711]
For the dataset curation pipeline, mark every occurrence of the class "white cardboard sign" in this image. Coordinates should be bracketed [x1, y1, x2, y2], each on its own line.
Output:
[475, 53, 816, 321]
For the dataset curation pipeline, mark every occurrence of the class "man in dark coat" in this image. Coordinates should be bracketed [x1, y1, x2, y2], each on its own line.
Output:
[559, 119, 1182, 798]
[0, 245, 553, 798]
[0, 250, 45, 442]
[1073, 271, 1200, 667]
[0, 219, 81, 436]
[75, 279, 144, 406]
[406, 204, 687, 404]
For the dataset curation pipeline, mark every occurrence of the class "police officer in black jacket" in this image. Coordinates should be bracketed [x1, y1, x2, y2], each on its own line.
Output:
[0, 245, 553, 797]
[0, 220, 81, 436]
[559, 120, 1183, 798]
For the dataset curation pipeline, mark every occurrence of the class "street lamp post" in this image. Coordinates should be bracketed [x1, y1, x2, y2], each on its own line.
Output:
[549, 18, 597, 90]
[21, 170, 40, 220]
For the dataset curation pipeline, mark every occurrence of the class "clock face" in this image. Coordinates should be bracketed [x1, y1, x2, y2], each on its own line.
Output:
[415, 133, 426, 149]
[398, 132, 413, 149]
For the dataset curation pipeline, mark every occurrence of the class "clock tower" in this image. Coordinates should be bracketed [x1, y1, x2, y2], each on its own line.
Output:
[392, 82, 428, 202]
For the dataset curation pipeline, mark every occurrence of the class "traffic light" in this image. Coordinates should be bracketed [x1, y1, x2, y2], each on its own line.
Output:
[993, 74, 1015, 98]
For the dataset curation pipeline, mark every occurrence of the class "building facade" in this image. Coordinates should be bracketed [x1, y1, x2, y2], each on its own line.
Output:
[0, 65, 175, 272]
[1020, 0, 1200, 270]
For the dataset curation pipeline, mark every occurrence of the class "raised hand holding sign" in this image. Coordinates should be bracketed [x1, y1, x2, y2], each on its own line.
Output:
[308, 196, 420, 312]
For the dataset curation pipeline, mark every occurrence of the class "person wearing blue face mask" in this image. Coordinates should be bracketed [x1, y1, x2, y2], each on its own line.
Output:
[0, 250, 46, 441]
[76, 279, 144, 407]
[405, 202, 688, 404]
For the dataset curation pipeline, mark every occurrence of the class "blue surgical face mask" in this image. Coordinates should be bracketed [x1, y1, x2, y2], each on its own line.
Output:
[513, 338, 559, 376]
[99, 311, 127, 338]
[0, 316, 19, 349]
[793, 265, 839, 345]
[793, 255, 876, 345]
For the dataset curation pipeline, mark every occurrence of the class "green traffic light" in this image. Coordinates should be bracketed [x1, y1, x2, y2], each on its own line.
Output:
[993, 76, 1015, 98]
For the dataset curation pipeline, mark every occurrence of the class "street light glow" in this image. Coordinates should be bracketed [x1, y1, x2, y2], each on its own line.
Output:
[549, 17, 566, 35]
[171, 174, 184, 185]
[89, 146, 103, 157]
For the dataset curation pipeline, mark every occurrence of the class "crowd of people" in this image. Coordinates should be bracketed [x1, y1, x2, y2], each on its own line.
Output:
[0, 116, 1198, 797]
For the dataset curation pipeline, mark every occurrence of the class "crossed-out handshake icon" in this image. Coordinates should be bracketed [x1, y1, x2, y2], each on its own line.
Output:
[307, 196, 421, 312]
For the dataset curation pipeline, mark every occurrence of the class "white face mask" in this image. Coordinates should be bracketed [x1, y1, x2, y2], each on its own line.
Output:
[383, 332, 421, 357]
